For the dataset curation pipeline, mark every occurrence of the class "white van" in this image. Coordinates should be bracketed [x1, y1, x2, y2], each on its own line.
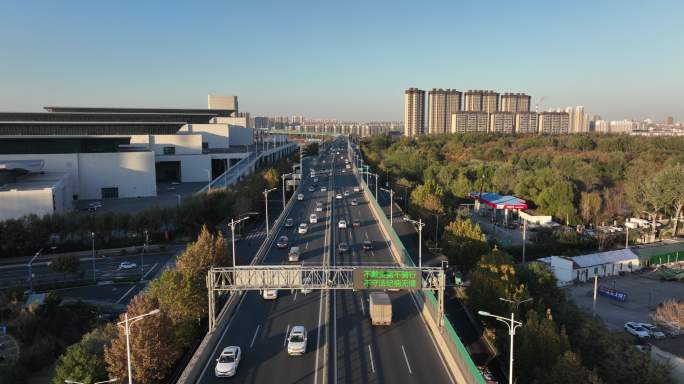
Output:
[310, 214, 318, 224]
[297, 193, 304, 201]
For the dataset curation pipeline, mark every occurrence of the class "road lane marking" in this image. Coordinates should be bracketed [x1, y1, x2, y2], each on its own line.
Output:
[402, 345, 413, 374]
[368, 345, 375, 373]
[371, 251, 375, 258]
[115, 284, 137, 304]
[142, 262, 159, 280]
[283, 324, 290, 347]
[360, 295, 365, 316]
[305, 241, 309, 250]
[199, 292, 247, 378]
[365, 231, 369, 239]
[250, 324, 261, 349]
[293, 290, 298, 302]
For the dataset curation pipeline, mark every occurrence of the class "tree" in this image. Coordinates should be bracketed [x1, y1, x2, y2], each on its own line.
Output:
[626, 164, 669, 238]
[442, 219, 489, 273]
[105, 293, 180, 384]
[541, 351, 602, 384]
[263, 168, 280, 189]
[515, 309, 570, 383]
[536, 180, 576, 224]
[580, 191, 602, 225]
[52, 324, 116, 384]
[657, 164, 684, 237]
[651, 299, 683, 327]
[49, 254, 80, 275]
[410, 179, 444, 214]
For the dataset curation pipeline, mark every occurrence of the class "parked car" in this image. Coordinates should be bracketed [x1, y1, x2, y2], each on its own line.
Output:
[276, 236, 289, 248]
[215, 346, 241, 377]
[287, 326, 308, 355]
[624, 322, 651, 338]
[639, 323, 666, 339]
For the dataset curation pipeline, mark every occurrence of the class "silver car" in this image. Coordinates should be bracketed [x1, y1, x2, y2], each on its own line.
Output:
[287, 326, 308, 355]
[215, 346, 241, 377]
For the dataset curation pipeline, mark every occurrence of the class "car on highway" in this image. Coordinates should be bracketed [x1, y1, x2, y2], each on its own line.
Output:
[313, 177, 318, 183]
[352, 219, 361, 227]
[309, 214, 318, 224]
[338, 220, 347, 229]
[624, 322, 650, 338]
[336, 193, 343, 199]
[308, 186, 315, 192]
[288, 246, 300, 262]
[343, 190, 350, 197]
[297, 193, 304, 201]
[639, 323, 666, 339]
[321, 186, 327, 192]
[276, 236, 289, 248]
[284, 218, 294, 228]
[337, 242, 349, 254]
[119, 261, 137, 270]
[287, 326, 308, 355]
[215, 346, 241, 377]
[316, 201, 323, 212]
[362, 240, 372, 251]
[298, 223, 308, 234]
[341, 169, 346, 173]
[351, 199, 357, 206]
[301, 276, 313, 294]
[262, 289, 278, 300]
[353, 186, 361, 192]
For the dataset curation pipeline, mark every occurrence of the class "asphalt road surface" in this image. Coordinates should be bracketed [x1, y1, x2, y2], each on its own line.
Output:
[193, 137, 455, 384]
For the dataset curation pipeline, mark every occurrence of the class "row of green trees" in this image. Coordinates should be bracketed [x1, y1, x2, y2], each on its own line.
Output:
[0, 155, 295, 258]
[465, 247, 673, 383]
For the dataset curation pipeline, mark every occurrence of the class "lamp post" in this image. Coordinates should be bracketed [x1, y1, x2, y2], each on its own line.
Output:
[227, 216, 250, 267]
[174, 194, 181, 206]
[281, 172, 293, 209]
[117, 308, 160, 384]
[91, 232, 96, 282]
[65, 379, 118, 384]
[477, 297, 532, 384]
[433, 213, 444, 248]
[28, 248, 43, 293]
[139, 230, 148, 280]
[263, 187, 277, 235]
[205, 169, 212, 192]
[380, 187, 395, 227]
[403, 217, 425, 268]
[361, 171, 378, 198]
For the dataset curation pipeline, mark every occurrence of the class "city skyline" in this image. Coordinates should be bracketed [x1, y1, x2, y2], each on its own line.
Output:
[1, 0, 682, 121]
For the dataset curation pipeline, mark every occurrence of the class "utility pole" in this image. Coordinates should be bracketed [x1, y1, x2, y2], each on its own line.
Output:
[404, 217, 425, 268]
[28, 248, 42, 293]
[118, 309, 160, 384]
[522, 218, 527, 264]
[264, 187, 277, 235]
[281, 173, 292, 209]
[140, 230, 148, 280]
[91, 232, 96, 282]
[227, 216, 250, 267]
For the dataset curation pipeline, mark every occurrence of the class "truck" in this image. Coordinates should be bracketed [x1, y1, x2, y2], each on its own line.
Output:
[369, 292, 392, 325]
[288, 246, 300, 262]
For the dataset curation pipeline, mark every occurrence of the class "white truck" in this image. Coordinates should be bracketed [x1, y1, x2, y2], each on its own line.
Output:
[369, 292, 392, 325]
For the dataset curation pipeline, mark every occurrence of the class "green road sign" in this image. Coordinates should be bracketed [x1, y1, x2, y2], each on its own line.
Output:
[352, 268, 422, 290]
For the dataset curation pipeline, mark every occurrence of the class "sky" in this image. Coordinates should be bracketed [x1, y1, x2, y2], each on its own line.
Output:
[0, 0, 682, 121]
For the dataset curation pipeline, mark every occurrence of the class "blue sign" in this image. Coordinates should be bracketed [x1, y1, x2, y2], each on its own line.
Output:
[598, 286, 627, 302]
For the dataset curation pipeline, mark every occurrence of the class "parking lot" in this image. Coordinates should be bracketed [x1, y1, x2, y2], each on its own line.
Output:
[565, 271, 684, 333]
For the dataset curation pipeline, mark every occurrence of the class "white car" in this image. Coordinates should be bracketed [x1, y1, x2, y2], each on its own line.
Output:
[321, 187, 327, 192]
[313, 177, 318, 182]
[308, 186, 315, 192]
[262, 289, 278, 300]
[343, 190, 350, 197]
[119, 261, 137, 270]
[310, 214, 318, 224]
[336, 194, 343, 199]
[351, 199, 358, 206]
[301, 276, 312, 294]
[338, 220, 347, 229]
[353, 186, 360, 192]
[287, 326, 308, 355]
[215, 346, 241, 377]
[624, 322, 650, 338]
[298, 223, 308, 234]
[316, 202, 323, 212]
[639, 323, 666, 339]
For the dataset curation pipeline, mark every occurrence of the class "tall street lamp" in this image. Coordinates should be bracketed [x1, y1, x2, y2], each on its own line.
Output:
[117, 308, 160, 384]
[433, 213, 444, 249]
[205, 169, 212, 193]
[65, 379, 118, 384]
[477, 297, 532, 384]
[139, 230, 148, 280]
[281, 173, 293, 209]
[403, 217, 425, 268]
[91, 232, 96, 282]
[227, 216, 251, 266]
[28, 248, 43, 293]
[263, 187, 277, 235]
[361, 171, 378, 198]
[380, 188, 395, 227]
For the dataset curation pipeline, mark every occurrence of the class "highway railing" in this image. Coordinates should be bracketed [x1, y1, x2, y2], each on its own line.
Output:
[352, 144, 484, 384]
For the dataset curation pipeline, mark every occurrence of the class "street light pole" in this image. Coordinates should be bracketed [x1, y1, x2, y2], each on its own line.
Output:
[380, 188, 394, 227]
[117, 309, 160, 384]
[227, 217, 250, 267]
[281, 173, 293, 210]
[28, 248, 42, 293]
[478, 297, 532, 384]
[140, 230, 148, 280]
[403, 217, 425, 268]
[206, 169, 212, 193]
[263, 187, 277, 235]
[91, 232, 96, 282]
[65, 378, 118, 384]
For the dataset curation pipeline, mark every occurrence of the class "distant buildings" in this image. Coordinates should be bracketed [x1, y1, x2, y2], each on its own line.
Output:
[404, 88, 425, 137]
[427, 89, 461, 135]
[538, 111, 570, 134]
[464, 90, 499, 113]
[489, 112, 515, 134]
[500, 93, 531, 113]
[515, 112, 539, 134]
[451, 111, 489, 133]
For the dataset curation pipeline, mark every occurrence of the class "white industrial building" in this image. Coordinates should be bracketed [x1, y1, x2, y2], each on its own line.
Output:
[0, 95, 290, 220]
[538, 248, 642, 286]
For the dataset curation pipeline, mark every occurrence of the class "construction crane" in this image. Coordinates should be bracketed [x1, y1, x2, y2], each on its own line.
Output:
[535, 96, 547, 113]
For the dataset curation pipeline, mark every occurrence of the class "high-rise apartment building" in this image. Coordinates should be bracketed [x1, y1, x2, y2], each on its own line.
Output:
[594, 120, 609, 133]
[427, 88, 461, 135]
[501, 93, 531, 113]
[538, 112, 570, 134]
[404, 88, 425, 137]
[464, 90, 483, 112]
[489, 112, 515, 134]
[609, 120, 636, 133]
[451, 111, 489, 133]
[515, 112, 539, 134]
[482, 91, 499, 113]
[667, 116, 674, 125]
[464, 90, 499, 113]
